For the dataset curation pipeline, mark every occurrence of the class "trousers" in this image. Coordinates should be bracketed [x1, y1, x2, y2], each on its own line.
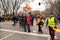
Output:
[49, 27, 55, 40]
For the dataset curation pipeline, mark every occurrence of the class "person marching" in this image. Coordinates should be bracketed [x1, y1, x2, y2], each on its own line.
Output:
[26, 14, 31, 32]
[12, 15, 19, 26]
[21, 14, 27, 32]
[46, 13, 57, 40]
[37, 15, 44, 34]
[19, 14, 23, 27]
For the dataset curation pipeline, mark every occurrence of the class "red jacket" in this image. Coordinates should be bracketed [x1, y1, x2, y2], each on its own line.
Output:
[26, 16, 31, 25]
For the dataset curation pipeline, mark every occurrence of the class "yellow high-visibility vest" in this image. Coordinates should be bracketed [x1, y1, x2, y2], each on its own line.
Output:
[48, 17, 56, 27]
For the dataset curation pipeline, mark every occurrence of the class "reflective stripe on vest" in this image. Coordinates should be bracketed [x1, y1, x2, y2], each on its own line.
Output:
[48, 17, 56, 27]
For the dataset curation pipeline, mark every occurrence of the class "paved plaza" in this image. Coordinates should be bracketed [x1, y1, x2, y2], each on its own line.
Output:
[0, 21, 60, 40]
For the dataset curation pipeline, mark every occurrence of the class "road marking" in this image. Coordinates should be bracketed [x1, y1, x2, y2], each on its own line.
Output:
[0, 29, 50, 37]
[0, 29, 57, 39]
[0, 33, 15, 40]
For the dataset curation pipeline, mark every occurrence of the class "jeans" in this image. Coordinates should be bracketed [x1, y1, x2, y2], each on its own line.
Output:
[22, 24, 26, 31]
[31, 20, 33, 26]
[19, 22, 22, 27]
[38, 24, 43, 33]
[27, 25, 31, 32]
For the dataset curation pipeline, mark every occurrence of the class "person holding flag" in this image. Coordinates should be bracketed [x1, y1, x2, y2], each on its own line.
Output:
[46, 13, 57, 40]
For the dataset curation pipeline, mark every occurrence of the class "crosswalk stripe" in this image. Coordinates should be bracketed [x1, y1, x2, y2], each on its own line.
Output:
[0, 33, 15, 40]
[0, 29, 57, 38]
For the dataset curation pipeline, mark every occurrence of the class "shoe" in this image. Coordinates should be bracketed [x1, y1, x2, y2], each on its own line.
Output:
[24, 30, 27, 32]
[28, 31, 31, 33]
[41, 32, 43, 34]
[38, 31, 43, 34]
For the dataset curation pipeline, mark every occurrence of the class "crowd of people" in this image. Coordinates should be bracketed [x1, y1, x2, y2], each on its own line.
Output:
[0, 12, 60, 40]
[12, 12, 44, 33]
[12, 12, 60, 40]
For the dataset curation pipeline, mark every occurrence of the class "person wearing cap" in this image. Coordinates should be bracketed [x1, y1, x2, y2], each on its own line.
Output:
[46, 13, 57, 40]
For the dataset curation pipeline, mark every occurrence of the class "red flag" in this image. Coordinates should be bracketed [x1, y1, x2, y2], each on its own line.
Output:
[25, 3, 32, 12]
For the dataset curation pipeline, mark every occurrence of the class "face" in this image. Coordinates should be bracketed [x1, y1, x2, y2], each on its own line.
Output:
[50, 15, 53, 17]
[23, 14, 26, 16]
[28, 15, 30, 17]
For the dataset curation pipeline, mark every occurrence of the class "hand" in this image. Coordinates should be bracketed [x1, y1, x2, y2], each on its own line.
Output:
[54, 27, 57, 29]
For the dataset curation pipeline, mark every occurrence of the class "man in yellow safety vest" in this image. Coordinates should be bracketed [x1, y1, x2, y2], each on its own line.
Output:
[46, 13, 57, 40]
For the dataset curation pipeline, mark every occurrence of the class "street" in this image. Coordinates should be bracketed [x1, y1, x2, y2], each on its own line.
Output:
[0, 21, 60, 40]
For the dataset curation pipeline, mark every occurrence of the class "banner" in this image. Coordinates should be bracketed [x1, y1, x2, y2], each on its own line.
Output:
[53, 27, 60, 34]
[24, 3, 32, 12]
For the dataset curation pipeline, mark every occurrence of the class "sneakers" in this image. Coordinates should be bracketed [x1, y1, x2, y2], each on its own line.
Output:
[24, 30, 27, 32]
[28, 31, 31, 33]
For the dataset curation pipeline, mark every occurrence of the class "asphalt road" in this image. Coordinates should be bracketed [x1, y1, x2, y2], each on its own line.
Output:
[0, 21, 60, 40]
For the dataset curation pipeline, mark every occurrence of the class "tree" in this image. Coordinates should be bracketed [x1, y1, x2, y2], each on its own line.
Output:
[56, 1, 60, 16]
[42, 0, 59, 16]
[0, 0, 24, 16]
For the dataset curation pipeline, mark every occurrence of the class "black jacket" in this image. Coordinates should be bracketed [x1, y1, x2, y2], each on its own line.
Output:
[21, 16, 26, 25]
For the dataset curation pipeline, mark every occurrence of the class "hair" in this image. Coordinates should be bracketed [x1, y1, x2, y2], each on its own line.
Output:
[50, 12, 53, 15]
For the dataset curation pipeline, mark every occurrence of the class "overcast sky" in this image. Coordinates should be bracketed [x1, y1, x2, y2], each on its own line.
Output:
[18, 0, 51, 12]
